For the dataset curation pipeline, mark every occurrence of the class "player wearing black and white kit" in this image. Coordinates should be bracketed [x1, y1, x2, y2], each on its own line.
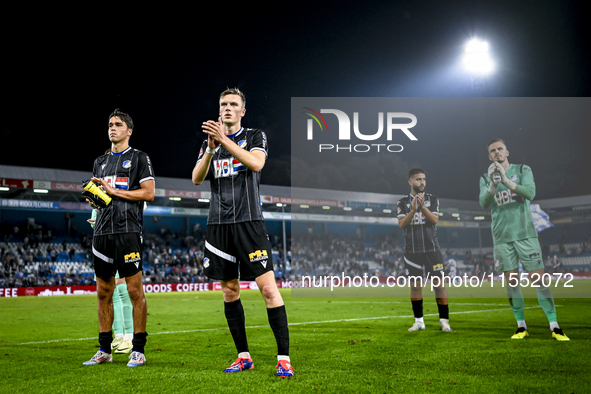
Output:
[397, 168, 451, 332]
[196, 126, 273, 281]
[192, 88, 294, 378]
[83, 109, 154, 368]
[92, 147, 153, 279]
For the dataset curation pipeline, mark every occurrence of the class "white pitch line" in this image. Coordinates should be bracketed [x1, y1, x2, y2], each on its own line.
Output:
[4, 306, 543, 346]
[318, 301, 514, 306]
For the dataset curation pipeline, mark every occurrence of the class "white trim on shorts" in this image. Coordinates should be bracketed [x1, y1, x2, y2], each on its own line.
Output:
[92, 246, 114, 264]
[205, 240, 237, 263]
[404, 256, 423, 269]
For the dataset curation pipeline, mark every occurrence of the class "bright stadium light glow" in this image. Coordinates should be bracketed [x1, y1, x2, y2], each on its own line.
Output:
[0, 187, 9, 192]
[299, 204, 309, 209]
[463, 38, 494, 75]
[33, 189, 49, 194]
[343, 207, 352, 211]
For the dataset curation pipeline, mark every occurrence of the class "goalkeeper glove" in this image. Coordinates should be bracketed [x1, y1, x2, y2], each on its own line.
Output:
[487, 163, 499, 194]
[494, 162, 518, 191]
[82, 180, 112, 209]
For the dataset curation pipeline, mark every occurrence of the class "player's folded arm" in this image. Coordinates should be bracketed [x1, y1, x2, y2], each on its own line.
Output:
[111, 179, 155, 202]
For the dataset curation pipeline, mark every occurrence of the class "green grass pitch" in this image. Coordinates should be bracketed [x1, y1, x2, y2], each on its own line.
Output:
[1, 287, 590, 393]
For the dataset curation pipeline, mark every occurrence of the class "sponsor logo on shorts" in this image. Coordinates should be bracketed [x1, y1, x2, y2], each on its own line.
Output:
[249, 250, 268, 262]
[494, 259, 499, 268]
[203, 258, 210, 268]
[249, 250, 269, 268]
[124, 252, 141, 268]
[432, 263, 443, 271]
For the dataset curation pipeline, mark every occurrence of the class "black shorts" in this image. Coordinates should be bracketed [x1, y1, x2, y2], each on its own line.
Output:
[204, 221, 274, 281]
[93, 233, 143, 281]
[404, 252, 444, 277]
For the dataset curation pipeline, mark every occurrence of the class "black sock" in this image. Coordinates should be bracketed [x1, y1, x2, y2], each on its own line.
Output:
[411, 299, 423, 318]
[267, 305, 290, 356]
[437, 303, 449, 320]
[225, 299, 249, 354]
[99, 331, 113, 354]
[132, 332, 148, 354]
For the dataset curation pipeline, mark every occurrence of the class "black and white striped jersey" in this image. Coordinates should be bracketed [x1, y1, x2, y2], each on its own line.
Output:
[92, 147, 155, 235]
[397, 192, 441, 254]
[197, 127, 268, 225]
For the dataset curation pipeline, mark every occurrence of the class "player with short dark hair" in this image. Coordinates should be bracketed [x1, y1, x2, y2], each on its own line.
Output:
[192, 88, 294, 377]
[480, 139, 569, 341]
[397, 168, 451, 332]
[83, 108, 155, 367]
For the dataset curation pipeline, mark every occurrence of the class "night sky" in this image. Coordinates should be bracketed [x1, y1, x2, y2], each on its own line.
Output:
[3, 1, 590, 200]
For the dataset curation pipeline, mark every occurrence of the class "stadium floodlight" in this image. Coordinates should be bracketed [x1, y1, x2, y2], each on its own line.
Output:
[0, 186, 9, 192]
[462, 38, 494, 75]
[33, 189, 49, 194]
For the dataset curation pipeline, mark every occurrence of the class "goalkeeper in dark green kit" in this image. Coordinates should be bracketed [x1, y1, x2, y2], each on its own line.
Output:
[479, 139, 569, 341]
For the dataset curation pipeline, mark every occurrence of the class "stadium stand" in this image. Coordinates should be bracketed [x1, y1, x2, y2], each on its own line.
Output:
[1, 164, 590, 288]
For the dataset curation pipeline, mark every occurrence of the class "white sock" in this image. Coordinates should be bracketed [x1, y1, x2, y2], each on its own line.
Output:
[550, 321, 560, 331]
[440, 318, 449, 324]
[277, 355, 290, 362]
[415, 317, 424, 324]
[124, 333, 133, 340]
[517, 320, 527, 329]
[115, 333, 124, 338]
[238, 352, 251, 359]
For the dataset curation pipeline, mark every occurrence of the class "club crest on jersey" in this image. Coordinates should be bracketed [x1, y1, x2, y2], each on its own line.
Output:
[510, 174, 518, 181]
[237, 140, 247, 149]
[424, 200, 431, 207]
[122, 160, 132, 169]
[213, 158, 247, 178]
